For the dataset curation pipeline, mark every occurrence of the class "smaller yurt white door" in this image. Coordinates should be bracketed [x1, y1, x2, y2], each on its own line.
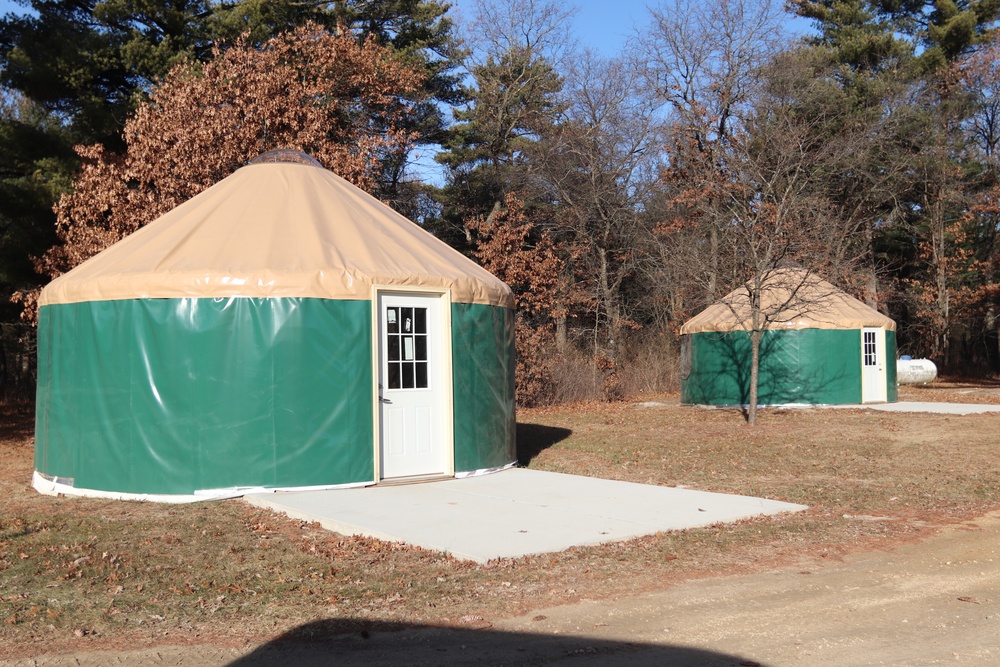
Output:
[861, 327, 887, 403]
[376, 291, 453, 480]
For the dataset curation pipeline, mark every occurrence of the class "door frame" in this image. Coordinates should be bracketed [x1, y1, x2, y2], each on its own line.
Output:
[371, 286, 455, 482]
[860, 326, 887, 404]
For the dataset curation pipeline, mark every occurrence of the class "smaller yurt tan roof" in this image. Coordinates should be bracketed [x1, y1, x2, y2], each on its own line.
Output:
[40, 152, 512, 309]
[680, 268, 895, 334]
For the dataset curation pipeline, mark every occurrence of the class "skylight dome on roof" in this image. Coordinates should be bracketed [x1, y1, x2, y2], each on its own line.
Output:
[249, 149, 323, 167]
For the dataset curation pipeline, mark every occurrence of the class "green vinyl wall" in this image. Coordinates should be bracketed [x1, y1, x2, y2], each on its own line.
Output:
[681, 328, 898, 406]
[451, 302, 516, 471]
[35, 297, 515, 497]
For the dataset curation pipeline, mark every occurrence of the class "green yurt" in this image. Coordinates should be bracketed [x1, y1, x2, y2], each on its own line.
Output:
[680, 269, 897, 406]
[34, 151, 516, 502]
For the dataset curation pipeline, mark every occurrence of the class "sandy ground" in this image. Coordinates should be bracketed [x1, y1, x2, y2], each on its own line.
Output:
[4, 511, 998, 667]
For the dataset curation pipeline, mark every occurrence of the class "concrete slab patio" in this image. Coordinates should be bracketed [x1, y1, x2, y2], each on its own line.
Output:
[828, 401, 1000, 415]
[244, 469, 806, 563]
[693, 400, 1000, 415]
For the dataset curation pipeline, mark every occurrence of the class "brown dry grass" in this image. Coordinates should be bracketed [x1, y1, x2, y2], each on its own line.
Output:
[2, 390, 1000, 658]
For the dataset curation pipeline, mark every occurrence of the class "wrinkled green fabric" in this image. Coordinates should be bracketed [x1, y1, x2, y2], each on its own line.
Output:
[36, 297, 516, 497]
[681, 328, 898, 406]
[36, 298, 374, 495]
[886, 330, 898, 402]
[451, 302, 516, 471]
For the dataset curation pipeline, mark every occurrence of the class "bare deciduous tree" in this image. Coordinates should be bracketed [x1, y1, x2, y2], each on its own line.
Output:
[463, 0, 577, 69]
[530, 52, 664, 368]
[637, 0, 784, 305]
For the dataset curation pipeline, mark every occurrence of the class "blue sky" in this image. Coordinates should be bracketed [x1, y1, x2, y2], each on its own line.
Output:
[447, 0, 654, 56]
[0, 1, 656, 53]
[0, 0, 654, 48]
[445, 0, 813, 55]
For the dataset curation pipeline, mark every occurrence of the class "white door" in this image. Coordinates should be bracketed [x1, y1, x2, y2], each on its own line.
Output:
[861, 327, 887, 403]
[377, 293, 450, 480]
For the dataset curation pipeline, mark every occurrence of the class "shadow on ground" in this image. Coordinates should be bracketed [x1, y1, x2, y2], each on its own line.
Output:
[515, 422, 572, 465]
[227, 619, 767, 666]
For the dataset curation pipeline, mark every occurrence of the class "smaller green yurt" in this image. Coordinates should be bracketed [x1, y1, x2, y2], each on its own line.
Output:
[680, 269, 897, 406]
[33, 151, 516, 502]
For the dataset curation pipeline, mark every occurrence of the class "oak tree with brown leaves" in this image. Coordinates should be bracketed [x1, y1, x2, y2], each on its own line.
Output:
[34, 23, 423, 289]
[467, 192, 564, 406]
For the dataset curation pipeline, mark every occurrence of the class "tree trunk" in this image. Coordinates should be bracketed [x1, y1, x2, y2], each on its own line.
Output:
[597, 246, 618, 360]
[555, 314, 567, 353]
[708, 223, 719, 302]
[929, 198, 949, 365]
[748, 328, 761, 426]
[863, 221, 879, 309]
[747, 282, 764, 426]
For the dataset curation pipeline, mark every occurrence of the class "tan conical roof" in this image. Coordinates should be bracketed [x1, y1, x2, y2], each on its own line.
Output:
[680, 268, 894, 334]
[40, 157, 513, 308]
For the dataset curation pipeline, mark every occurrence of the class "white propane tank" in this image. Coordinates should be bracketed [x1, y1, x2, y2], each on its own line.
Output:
[896, 356, 938, 384]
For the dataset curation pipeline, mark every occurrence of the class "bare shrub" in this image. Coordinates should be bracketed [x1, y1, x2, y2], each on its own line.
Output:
[549, 329, 680, 403]
[617, 328, 681, 396]
[550, 347, 602, 404]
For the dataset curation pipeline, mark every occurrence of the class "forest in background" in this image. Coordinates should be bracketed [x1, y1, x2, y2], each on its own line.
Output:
[2, 0, 1000, 405]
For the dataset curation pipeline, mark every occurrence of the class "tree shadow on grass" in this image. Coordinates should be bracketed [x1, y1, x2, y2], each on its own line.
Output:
[226, 618, 769, 666]
[516, 422, 572, 465]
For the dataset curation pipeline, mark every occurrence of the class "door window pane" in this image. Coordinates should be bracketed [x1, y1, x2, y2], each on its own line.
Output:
[863, 331, 877, 366]
[385, 304, 431, 390]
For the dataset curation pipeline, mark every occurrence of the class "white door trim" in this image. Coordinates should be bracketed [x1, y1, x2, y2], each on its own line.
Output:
[861, 327, 887, 403]
[371, 287, 454, 482]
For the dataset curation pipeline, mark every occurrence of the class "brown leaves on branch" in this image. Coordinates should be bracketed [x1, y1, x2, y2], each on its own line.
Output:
[35, 23, 425, 288]
[467, 193, 564, 406]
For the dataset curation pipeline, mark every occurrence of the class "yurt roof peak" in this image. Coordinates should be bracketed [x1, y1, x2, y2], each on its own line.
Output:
[680, 268, 895, 334]
[248, 149, 324, 167]
[40, 156, 512, 309]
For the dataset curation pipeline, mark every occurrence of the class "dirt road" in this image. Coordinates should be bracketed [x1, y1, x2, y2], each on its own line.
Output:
[5, 513, 999, 666]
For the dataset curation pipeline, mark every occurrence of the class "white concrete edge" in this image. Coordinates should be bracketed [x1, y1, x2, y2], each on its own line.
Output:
[691, 402, 1000, 415]
[454, 460, 518, 478]
[241, 494, 450, 556]
[826, 403, 1000, 415]
[33, 471, 372, 504]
